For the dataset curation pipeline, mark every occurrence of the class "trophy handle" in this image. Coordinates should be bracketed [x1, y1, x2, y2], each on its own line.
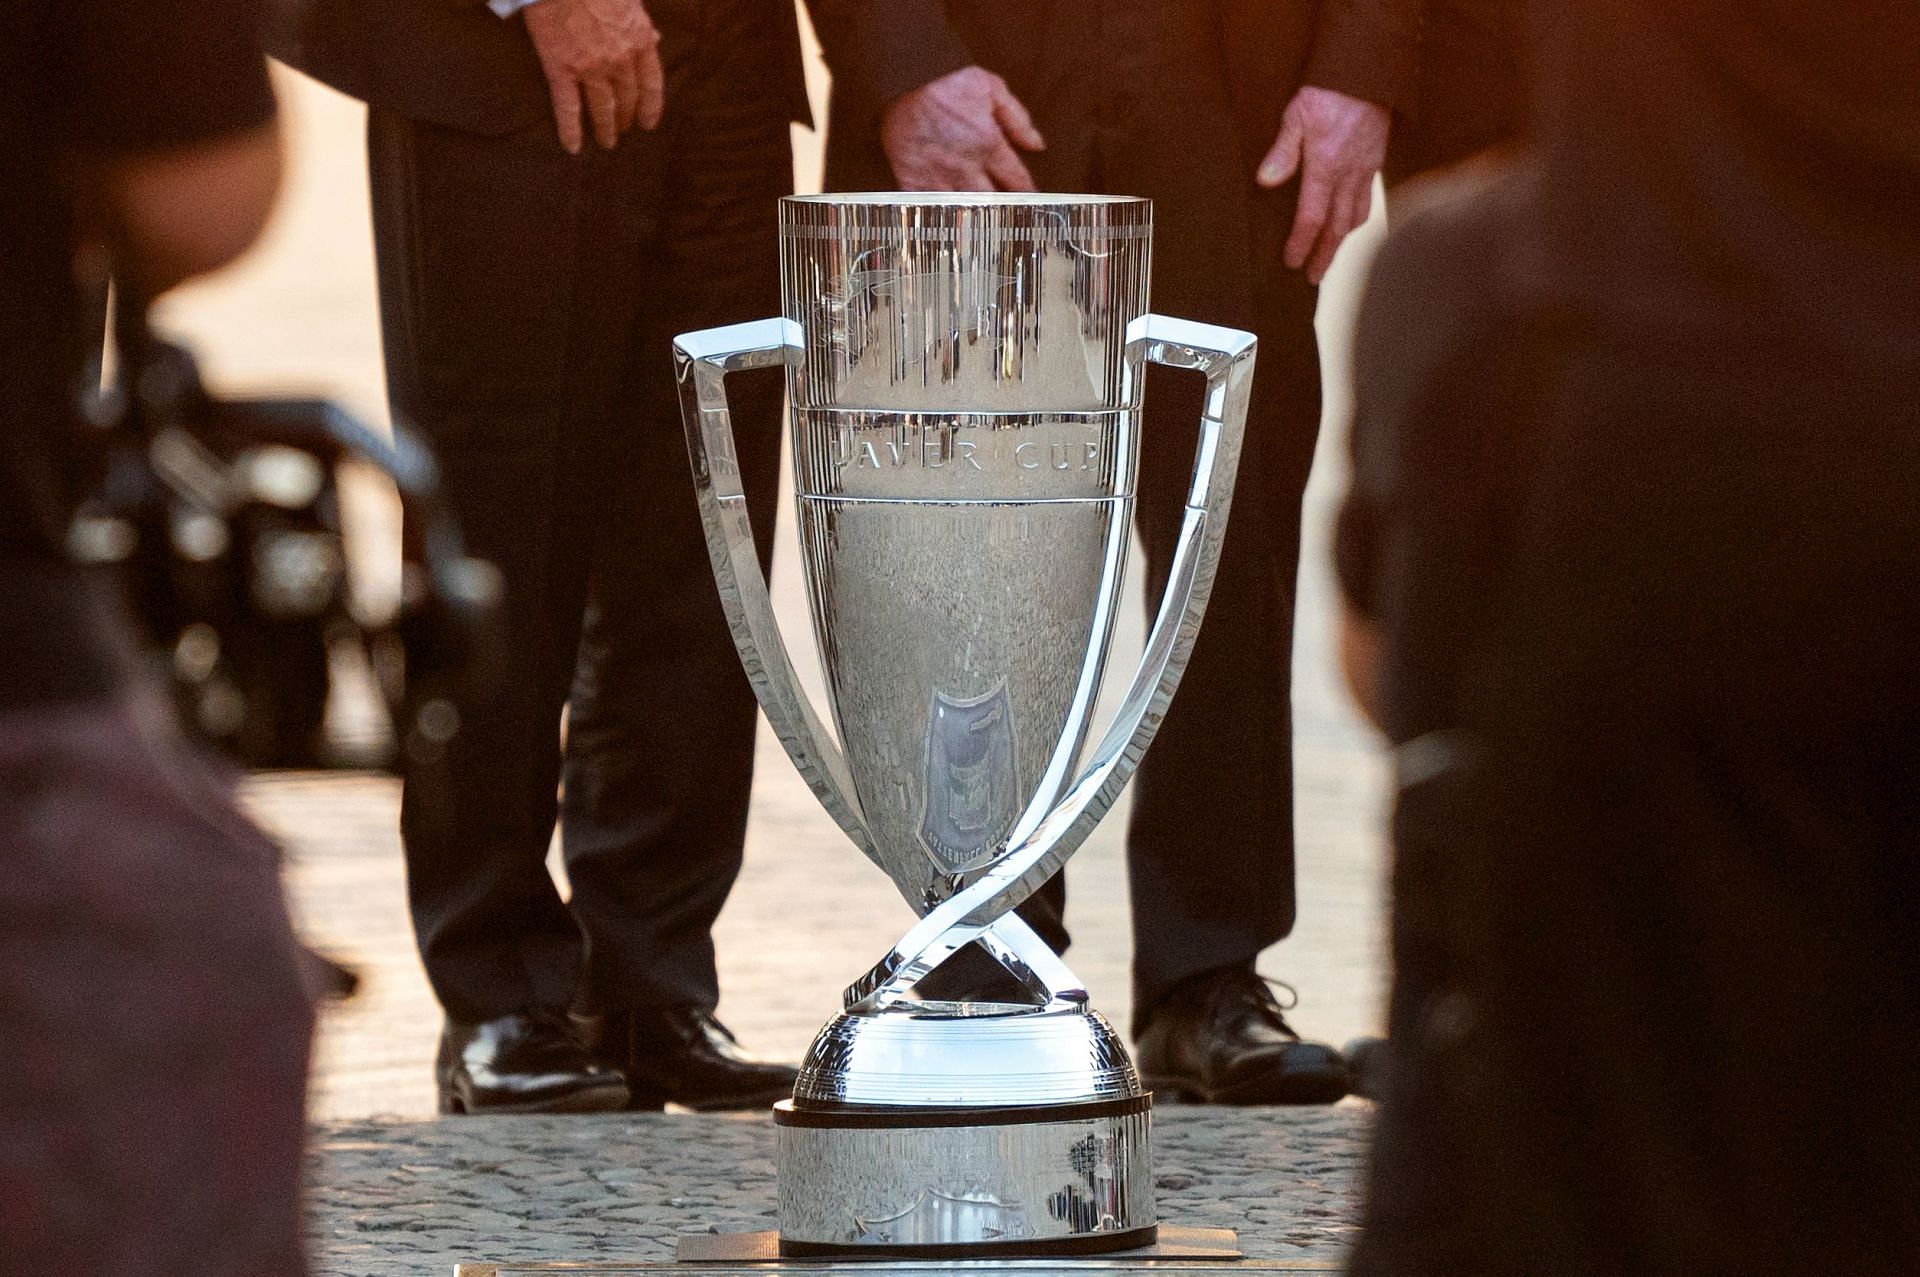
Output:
[674, 318, 879, 865]
[846, 315, 1256, 1012]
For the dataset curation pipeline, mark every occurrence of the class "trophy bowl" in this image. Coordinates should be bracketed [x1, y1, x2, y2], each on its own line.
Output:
[675, 193, 1254, 1257]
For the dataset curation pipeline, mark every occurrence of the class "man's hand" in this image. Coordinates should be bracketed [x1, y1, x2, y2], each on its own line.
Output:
[881, 66, 1045, 191]
[521, 0, 664, 155]
[1257, 86, 1390, 284]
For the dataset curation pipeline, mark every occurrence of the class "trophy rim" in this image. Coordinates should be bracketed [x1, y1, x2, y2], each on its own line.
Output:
[785, 191, 1148, 209]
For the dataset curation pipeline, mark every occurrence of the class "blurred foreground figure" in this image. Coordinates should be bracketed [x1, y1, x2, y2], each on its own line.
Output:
[0, 2, 315, 1272]
[1338, 1, 1920, 1273]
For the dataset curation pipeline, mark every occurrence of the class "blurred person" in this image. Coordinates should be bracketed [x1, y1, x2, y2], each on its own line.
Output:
[806, 0, 1428, 1105]
[1337, 1, 1920, 1272]
[1341, 0, 1527, 1095]
[0, 1, 315, 1271]
[275, 0, 810, 1113]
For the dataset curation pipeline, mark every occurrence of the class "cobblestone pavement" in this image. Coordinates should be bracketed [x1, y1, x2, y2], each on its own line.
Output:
[311, 1107, 1372, 1275]
[171, 56, 1396, 1277]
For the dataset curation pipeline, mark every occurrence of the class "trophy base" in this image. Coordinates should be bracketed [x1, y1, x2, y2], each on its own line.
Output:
[773, 1095, 1155, 1258]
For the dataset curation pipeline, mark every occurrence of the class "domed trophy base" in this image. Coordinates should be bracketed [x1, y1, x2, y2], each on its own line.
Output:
[773, 1002, 1156, 1257]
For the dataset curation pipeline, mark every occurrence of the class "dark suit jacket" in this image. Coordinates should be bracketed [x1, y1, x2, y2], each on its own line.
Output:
[272, 0, 810, 136]
[807, 0, 1425, 187]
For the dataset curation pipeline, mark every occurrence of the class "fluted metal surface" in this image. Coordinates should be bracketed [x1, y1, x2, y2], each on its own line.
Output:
[781, 193, 1152, 415]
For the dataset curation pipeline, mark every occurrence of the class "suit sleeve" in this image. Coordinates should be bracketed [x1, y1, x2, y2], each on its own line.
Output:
[1302, 0, 1426, 112]
[806, 0, 972, 109]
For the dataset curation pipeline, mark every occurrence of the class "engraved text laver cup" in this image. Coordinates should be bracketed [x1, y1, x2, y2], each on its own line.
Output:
[673, 193, 1254, 1258]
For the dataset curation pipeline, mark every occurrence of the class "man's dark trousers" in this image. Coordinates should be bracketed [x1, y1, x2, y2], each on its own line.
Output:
[827, 3, 1328, 1023]
[371, 5, 793, 1024]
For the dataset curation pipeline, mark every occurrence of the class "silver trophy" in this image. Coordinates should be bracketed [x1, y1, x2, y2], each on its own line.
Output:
[674, 194, 1253, 1258]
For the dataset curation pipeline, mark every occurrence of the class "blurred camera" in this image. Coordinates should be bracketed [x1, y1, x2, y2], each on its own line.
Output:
[70, 309, 502, 771]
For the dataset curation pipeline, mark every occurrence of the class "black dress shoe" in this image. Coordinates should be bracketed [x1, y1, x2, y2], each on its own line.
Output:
[436, 1008, 631, 1115]
[608, 1006, 798, 1112]
[1135, 966, 1350, 1105]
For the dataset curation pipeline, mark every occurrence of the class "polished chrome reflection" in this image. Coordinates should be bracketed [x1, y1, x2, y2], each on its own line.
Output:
[675, 194, 1254, 1251]
[776, 1107, 1155, 1249]
[782, 194, 1149, 917]
[795, 1003, 1138, 1108]
[781, 192, 1152, 416]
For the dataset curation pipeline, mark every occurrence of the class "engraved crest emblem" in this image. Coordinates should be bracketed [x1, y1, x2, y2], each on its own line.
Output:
[917, 684, 1021, 874]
